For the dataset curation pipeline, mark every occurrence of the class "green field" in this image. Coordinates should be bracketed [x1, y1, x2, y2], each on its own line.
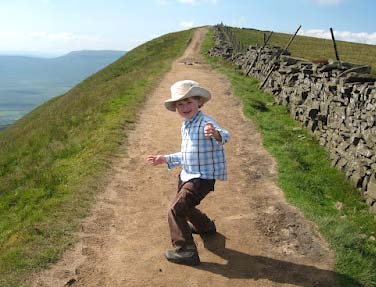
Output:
[231, 27, 376, 73]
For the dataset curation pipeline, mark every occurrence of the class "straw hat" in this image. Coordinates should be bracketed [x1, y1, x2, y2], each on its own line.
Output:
[164, 80, 211, 111]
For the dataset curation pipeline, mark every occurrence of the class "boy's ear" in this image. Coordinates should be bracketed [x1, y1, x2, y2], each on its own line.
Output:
[196, 96, 204, 108]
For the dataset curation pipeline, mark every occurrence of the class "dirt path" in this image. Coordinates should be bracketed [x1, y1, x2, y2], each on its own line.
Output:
[32, 27, 340, 287]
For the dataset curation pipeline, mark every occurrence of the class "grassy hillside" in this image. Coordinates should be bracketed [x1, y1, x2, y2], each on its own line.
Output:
[231, 27, 376, 73]
[0, 28, 194, 286]
[203, 27, 376, 287]
[0, 51, 125, 127]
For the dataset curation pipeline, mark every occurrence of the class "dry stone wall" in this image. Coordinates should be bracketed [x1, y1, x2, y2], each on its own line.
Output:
[209, 25, 376, 212]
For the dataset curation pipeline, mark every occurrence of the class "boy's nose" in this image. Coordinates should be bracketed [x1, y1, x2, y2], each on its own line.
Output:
[181, 104, 189, 111]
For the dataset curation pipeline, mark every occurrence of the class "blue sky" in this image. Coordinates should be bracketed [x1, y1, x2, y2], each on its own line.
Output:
[0, 0, 375, 57]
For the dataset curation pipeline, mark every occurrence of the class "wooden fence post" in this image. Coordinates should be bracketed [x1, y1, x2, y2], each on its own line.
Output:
[330, 27, 341, 68]
[259, 25, 301, 89]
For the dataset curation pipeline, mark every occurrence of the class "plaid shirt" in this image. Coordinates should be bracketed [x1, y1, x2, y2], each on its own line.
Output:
[166, 111, 230, 182]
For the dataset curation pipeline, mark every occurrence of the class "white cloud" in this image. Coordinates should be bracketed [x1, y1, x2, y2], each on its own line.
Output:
[26, 31, 103, 43]
[231, 16, 247, 28]
[300, 29, 331, 39]
[29, 31, 73, 41]
[155, 0, 170, 5]
[180, 21, 195, 28]
[158, 0, 218, 5]
[179, 0, 198, 4]
[178, 0, 218, 4]
[0, 30, 107, 53]
[309, 0, 344, 5]
[300, 29, 376, 45]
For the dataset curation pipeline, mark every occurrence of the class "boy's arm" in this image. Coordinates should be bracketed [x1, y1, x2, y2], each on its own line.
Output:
[165, 152, 182, 169]
[216, 127, 230, 144]
[205, 121, 230, 145]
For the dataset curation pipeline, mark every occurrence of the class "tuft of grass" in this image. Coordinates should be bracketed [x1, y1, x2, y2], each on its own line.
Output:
[231, 27, 376, 73]
[202, 27, 376, 287]
[0, 28, 194, 286]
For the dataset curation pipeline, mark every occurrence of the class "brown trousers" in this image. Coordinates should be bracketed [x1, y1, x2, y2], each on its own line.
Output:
[168, 177, 215, 248]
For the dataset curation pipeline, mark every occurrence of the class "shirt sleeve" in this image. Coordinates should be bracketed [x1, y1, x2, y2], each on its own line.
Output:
[216, 127, 230, 145]
[165, 152, 182, 170]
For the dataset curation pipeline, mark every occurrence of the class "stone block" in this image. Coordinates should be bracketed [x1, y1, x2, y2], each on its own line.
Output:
[341, 72, 376, 84]
[336, 157, 348, 172]
[356, 143, 374, 158]
[366, 175, 376, 200]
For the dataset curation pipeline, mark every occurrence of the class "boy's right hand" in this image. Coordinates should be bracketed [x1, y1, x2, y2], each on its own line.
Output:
[147, 155, 166, 166]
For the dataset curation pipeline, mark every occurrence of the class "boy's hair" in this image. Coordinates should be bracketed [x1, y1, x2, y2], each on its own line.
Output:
[174, 96, 204, 109]
[193, 96, 204, 108]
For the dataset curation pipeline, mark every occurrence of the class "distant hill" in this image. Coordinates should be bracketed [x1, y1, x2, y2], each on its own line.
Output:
[0, 50, 126, 127]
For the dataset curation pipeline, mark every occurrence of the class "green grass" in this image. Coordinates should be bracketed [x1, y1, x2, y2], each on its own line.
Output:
[202, 27, 376, 287]
[231, 27, 376, 73]
[0, 28, 194, 286]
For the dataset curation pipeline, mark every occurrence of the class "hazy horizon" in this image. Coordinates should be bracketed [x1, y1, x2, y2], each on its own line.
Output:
[0, 49, 126, 59]
[0, 1, 375, 56]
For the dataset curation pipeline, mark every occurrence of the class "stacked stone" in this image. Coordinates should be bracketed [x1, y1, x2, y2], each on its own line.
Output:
[207, 26, 233, 59]
[209, 25, 376, 212]
[278, 62, 376, 209]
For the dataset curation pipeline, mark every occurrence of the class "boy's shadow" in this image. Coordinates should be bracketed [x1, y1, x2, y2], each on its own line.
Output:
[195, 232, 362, 287]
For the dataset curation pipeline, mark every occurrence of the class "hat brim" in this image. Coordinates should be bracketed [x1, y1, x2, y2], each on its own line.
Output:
[164, 86, 211, 112]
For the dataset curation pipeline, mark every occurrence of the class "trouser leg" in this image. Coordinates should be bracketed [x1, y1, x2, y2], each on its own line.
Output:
[168, 178, 215, 248]
[187, 207, 213, 233]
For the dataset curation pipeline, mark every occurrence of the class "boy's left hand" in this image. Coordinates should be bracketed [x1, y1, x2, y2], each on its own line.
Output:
[147, 155, 166, 166]
[204, 122, 221, 141]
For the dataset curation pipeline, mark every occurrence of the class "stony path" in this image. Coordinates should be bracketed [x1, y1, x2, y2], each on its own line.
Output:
[31, 27, 339, 287]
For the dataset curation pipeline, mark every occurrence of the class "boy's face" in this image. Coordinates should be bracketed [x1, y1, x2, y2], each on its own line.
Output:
[175, 97, 201, 120]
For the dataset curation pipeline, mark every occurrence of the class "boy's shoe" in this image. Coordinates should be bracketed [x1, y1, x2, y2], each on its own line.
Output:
[189, 220, 217, 236]
[164, 245, 200, 266]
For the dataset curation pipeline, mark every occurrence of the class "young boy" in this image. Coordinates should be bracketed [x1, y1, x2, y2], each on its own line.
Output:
[147, 80, 230, 266]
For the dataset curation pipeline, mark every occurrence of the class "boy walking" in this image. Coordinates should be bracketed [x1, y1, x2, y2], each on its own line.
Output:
[147, 80, 230, 266]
